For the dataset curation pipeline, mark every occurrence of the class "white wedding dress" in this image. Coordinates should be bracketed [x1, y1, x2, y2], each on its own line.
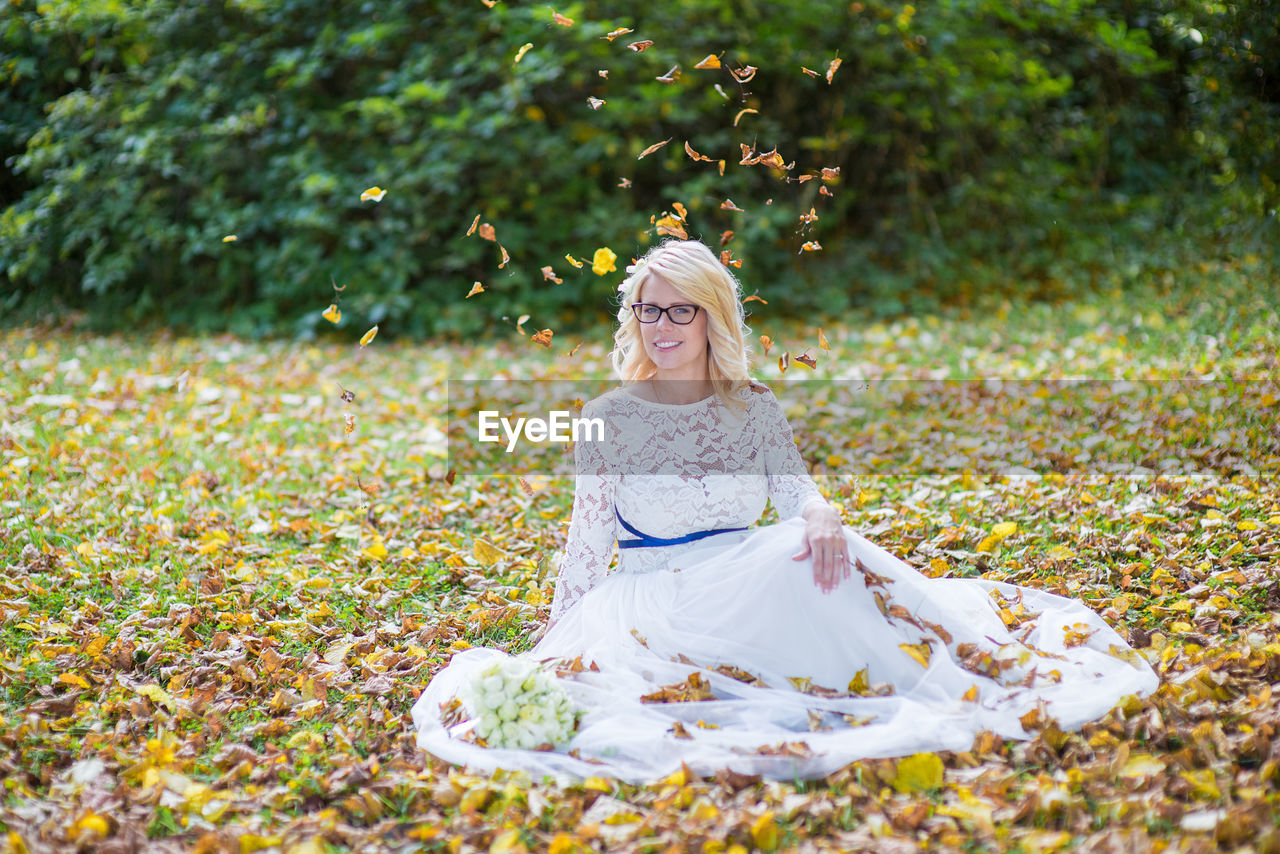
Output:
[410, 385, 1158, 782]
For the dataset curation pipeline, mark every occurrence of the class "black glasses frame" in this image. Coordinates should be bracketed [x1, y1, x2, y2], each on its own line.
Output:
[630, 303, 702, 325]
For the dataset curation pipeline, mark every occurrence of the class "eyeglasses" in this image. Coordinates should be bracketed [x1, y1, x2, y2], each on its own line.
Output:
[631, 303, 701, 325]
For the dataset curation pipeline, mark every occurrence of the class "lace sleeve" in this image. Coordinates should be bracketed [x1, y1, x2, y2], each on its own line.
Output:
[549, 402, 617, 622]
[758, 390, 827, 520]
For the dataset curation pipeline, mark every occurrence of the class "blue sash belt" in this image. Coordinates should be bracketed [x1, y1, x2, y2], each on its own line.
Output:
[615, 508, 748, 549]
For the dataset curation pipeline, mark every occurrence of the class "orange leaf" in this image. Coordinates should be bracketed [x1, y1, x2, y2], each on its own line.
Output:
[733, 108, 758, 127]
[730, 65, 757, 83]
[540, 266, 562, 284]
[694, 54, 721, 70]
[720, 198, 744, 212]
[743, 295, 768, 305]
[477, 222, 497, 242]
[466, 282, 484, 298]
[498, 244, 510, 268]
[466, 214, 481, 236]
[637, 138, 672, 160]
[826, 57, 842, 83]
[603, 27, 633, 42]
[760, 334, 773, 355]
[720, 229, 735, 246]
[627, 40, 654, 52]
[801, 66, 819, 78]
[684, 141, 714, 162]
[552, 10, 573, 25]
[795, 352, 817, 369]
[821, 166, 841, 181]
[778, 352, 789, 373]
[800, 241, 822, 253]
[531, 328, 554, 347]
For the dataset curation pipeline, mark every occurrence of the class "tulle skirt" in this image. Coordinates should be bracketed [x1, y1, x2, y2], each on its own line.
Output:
[410, 517, 1158, 782]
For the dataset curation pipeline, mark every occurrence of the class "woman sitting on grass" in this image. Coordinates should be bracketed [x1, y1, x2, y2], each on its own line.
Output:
[411, 238, 1157, 782]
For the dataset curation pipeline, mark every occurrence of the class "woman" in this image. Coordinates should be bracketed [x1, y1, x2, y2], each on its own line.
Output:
[410, 239, 1158, 782]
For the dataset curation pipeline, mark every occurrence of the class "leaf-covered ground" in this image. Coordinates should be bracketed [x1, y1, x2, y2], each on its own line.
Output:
[3, 260, 1279, 853]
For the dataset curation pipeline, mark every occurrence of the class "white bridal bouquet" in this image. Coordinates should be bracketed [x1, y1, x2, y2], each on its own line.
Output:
[453, 657, 578, 750]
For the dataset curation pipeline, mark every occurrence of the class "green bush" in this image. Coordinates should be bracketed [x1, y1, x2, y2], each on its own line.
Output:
[2, 0, 1276, 336]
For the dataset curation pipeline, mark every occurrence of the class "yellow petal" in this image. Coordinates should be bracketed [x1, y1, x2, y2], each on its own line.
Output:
[591, 247, 617, 276]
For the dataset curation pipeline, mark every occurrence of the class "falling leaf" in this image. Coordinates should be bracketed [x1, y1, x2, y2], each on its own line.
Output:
[694, 54, 721, 69]
[672, 201, 688, 219]
[720, 229, 735, 246]
[591, 247, 617, 276]
[322, 304, 342, 324]
[821, 166, 841, 181]
[778, 352, 789, 373]
[222, 234, 237, 243]
[465, 214, 480, 236]
[900, 642, 932, 668]
[498, 245, 510, 268]
[514, 43, 533, 63]
[531, 328, 554, 348]
[541, 266, 562, 283]
[684, 141, 714, 162]
[669, 721, 693, 739]
[344, 413, 356, 434]
[637, 137, 672, 160]
[733, 108, 758, 126]
[564, 254, 583, 268]
[551, 10, 573, 25]
[719, 250, 741, 268]
[655, 215, 687, 240]
[818, 329, 830, 351]
[801, 66, 820, 78]
[800, 241, 823, 253]
[627, 40, 654, 52]
[360, 186, 387, 202]
[826, 57, 842, 83]
[476, 223, 497, 242]
[730, 65, 758, 83]
[587, 97, 606, 110]
[359, 325, 379, 347]
[481, 0, 497, 6]
[713, 84, 730, 99]
[795, 352, 817, 369]
[618, 177, 632, 188]
[340, 389, 355, 403]
[962, 684, 980, 702]
[800, 207, 819, 225]
[598, 69, 609, 78]
[466, 282, 484, 298]
[720, 198, 744, 211]
[603, 27, 633, 41]
[656, 65, 680, 84]
[760, 335, 773, 355]
[444, 469, 457, 485]
[717, 159, 725, 175]
[743, 295, 768, 305]
[515, 314, 530, 334]
[566, 342, 582, 357]
[819, 185, 834, 197]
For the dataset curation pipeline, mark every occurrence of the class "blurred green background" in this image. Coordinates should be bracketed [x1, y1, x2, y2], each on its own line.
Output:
[2, 0, 1276, 338]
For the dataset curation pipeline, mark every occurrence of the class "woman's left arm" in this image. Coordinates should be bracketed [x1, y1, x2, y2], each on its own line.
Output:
[759, 391, 851, 594]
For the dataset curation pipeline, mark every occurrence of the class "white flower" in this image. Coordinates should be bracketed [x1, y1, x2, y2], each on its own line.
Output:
[452, 656, 580, 749]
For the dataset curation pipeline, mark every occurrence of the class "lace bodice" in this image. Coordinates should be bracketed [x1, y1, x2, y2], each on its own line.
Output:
[550, 384, 826, 621]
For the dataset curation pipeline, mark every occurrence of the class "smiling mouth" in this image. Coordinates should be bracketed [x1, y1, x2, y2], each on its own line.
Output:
[654, 341, 681, 350]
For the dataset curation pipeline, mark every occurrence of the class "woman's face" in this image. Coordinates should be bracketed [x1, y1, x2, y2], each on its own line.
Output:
[636, 274, 710, 383]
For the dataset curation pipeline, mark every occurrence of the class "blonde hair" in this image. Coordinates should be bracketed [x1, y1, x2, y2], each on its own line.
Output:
[612, 239, 751, 408]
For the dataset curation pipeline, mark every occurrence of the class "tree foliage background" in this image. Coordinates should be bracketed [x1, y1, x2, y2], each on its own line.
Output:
[2, 0, 1277, 336]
